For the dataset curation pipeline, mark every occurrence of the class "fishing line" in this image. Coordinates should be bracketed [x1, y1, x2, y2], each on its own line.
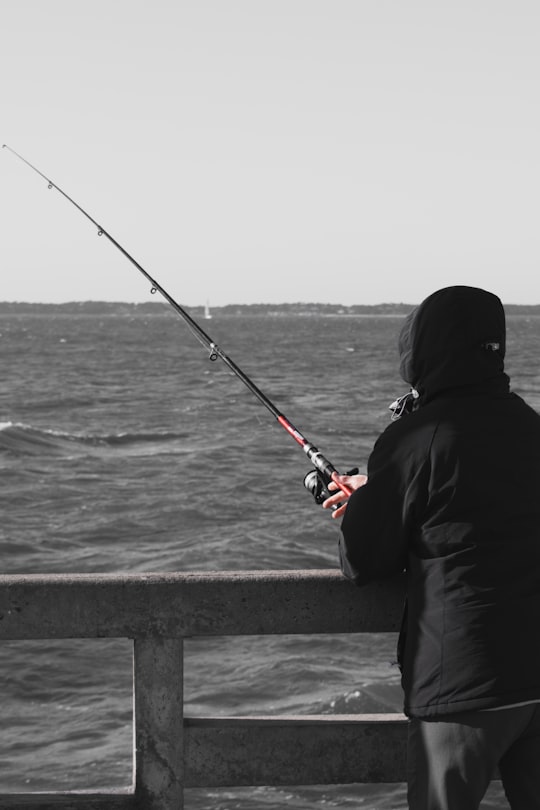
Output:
[3, 144, 352, 504]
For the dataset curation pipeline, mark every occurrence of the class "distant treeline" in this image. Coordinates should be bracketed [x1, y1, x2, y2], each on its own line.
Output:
[0, 301, 539, 316]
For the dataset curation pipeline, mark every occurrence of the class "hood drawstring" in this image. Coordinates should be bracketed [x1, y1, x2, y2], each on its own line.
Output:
[389, 388, 420, 421]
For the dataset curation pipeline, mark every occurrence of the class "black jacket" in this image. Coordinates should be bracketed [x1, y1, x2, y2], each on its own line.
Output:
[339, 287, 540, 718]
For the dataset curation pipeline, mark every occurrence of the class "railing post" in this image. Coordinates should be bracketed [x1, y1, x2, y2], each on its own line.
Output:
[133, 637, 184, 809]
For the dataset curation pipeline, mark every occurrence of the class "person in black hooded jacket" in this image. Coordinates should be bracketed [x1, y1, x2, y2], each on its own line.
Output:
[324, 286, 540, 810]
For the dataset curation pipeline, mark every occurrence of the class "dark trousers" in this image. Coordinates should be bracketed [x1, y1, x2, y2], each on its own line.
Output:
[407, 703, 540, 809]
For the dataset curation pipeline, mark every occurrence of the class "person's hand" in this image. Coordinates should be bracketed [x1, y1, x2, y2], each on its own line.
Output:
[322, 471, 368, 519]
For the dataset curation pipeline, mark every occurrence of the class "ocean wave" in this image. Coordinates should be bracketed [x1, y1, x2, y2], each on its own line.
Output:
[0, 421, 190, 457]
[320, 681, 403, 714]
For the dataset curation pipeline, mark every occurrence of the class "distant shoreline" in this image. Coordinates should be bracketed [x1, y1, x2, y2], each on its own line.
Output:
[1, 301, 539, 317]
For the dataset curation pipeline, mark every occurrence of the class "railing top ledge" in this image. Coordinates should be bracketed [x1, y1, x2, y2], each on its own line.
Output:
[0, 568, 351, 586]
[0, 569, 405, 640]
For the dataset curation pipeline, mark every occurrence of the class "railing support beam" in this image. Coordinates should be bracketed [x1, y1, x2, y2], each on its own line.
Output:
[133, 638, 184, 810]
[184, 714, 408, 786]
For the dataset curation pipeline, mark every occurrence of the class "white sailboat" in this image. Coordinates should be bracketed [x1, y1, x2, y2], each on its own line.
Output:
[204, 300, 212, 319]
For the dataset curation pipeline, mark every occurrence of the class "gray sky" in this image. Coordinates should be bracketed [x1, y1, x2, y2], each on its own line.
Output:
[1, 0, 539, 305]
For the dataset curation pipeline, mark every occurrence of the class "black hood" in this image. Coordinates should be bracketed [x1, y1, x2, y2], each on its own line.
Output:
[398, 286, 509, 401]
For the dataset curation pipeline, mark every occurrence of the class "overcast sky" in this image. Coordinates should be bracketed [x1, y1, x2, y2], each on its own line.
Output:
[1, 1, 539, 306]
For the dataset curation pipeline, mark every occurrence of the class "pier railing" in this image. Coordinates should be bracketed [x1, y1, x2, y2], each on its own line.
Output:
[0, 569, 406, 809]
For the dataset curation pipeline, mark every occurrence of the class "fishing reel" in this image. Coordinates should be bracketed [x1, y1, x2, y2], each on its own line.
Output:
[303, 467, 359, 506]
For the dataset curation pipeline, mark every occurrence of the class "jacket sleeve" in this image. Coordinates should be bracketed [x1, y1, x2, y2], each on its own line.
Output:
[339, 420, 430, 585]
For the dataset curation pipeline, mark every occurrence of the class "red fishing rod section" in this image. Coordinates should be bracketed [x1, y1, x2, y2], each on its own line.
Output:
[2, 144, 353, 503]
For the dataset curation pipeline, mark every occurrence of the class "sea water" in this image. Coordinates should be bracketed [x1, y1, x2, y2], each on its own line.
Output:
[1, 307, 539, 808]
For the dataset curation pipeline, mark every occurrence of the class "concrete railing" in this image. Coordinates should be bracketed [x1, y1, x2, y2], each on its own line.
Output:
[0, 569, 407, 809]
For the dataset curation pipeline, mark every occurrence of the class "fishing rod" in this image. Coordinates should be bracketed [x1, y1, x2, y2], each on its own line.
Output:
[3, 144, 353, 505]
